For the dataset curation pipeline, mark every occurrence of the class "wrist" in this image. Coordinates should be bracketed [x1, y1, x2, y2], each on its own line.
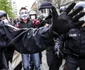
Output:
[49, 27, 59, 38]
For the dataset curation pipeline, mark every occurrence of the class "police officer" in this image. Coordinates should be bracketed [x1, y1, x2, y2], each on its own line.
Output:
[39, 2, 62, 70]
[0, 10, 11, 70]
[58, 1, 85, 70]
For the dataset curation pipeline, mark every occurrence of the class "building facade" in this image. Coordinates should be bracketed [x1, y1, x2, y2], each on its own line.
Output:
[11, 0, 18, 17]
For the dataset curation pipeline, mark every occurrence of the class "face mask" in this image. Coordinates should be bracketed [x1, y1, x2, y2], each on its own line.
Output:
[31, 15, 36, 20]
[20, 10, 29, 20]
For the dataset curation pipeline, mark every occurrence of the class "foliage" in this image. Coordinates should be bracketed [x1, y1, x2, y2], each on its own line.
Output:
[0, 0, 14, 18]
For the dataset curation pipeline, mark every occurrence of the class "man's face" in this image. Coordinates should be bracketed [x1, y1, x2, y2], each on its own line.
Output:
[19, 9, 29, 20]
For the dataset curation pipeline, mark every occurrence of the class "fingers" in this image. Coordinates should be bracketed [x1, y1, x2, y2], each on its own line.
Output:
[65, 3, 76, 14]
[68, 7, 83, 18]
[74, 21, 84, 27]
[72, 12, 85, 22]
[52, 6, 56, 12]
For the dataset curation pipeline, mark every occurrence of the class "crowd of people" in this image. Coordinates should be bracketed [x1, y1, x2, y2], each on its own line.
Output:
[0, 1, 85, 70]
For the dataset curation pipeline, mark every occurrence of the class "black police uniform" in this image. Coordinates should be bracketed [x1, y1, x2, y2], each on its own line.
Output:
[59, 27, 85, 70]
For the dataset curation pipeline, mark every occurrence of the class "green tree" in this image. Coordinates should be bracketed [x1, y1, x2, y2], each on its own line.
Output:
[0, 0, 14, 18]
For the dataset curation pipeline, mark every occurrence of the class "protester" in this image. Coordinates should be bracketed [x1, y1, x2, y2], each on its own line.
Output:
[16, 7, 41, 70]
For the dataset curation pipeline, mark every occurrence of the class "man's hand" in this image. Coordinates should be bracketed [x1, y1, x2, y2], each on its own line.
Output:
[51, 3, 85, 36]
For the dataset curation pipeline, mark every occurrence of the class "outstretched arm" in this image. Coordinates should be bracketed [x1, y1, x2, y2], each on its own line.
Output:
[0, 23, 54, 54]
[10, 26, 55, 54]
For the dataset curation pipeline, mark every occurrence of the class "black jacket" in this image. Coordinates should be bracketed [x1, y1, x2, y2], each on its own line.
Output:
[0, 51, 8, 70]
[60, 27, 85, 58]
[18, 19, 33, 28]
[0, 21, 54, 54]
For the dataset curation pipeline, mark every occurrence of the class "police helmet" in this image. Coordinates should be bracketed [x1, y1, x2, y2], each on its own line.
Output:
[74, 1, 85, 10]
[39, 2, 52, 10]
[0, 10, 7, 18]
[74, 1, 85, 21]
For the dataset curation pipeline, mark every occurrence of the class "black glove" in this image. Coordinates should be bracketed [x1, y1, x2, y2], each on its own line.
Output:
[38, 15, 52, 27]
[50, 3, 85, 36]
[45, 14, 52, 20]
[39, 20, 48, 27]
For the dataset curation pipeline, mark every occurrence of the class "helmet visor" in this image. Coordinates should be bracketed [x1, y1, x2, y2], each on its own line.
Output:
[40, 9, 51, 19]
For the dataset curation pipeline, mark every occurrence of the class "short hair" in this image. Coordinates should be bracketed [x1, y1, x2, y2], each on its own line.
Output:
[19, 7, 28, 14]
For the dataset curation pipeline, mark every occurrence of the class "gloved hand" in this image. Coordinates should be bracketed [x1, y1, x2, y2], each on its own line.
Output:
[45, 14, 52, 20]
[38, 15, 51, 27]
[50, 3, 85, 36]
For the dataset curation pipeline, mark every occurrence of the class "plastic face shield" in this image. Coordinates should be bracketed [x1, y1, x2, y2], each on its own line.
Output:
[20, 9, 29, 20]
[40, 9, 51, 19]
